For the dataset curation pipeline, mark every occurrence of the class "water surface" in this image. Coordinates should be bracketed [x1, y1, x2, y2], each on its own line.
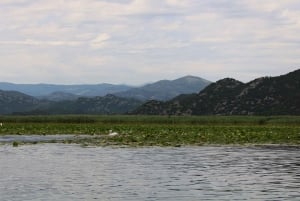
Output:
[0, 135, 94, 143]
[0, 144, 299, 200]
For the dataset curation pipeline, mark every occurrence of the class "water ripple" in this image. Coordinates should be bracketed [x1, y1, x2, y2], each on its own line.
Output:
[0, 144, 299, 200]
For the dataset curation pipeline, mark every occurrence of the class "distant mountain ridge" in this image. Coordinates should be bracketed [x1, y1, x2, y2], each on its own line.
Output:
[0, 75, 212, 115]
[0, 75, 211, 101]
[0, 82, 132, 97]
[133, 69, 300, 115]
[115, 76, 211, 101]
[0, 90, 143, 115]
[1, 70, 298, 115]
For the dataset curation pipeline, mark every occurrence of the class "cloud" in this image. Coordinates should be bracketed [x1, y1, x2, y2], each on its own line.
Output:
[0, 0, 299, 84]
[0, 39, 82, 47]
[90, 33, 111, 49]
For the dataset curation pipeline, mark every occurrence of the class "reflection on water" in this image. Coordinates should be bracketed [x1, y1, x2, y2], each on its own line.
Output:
[0, 144, 299, 201]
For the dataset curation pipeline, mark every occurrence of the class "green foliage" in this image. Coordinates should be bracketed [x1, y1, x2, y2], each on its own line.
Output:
[0, 115, 299, 146]
[12, 141, 19, 147]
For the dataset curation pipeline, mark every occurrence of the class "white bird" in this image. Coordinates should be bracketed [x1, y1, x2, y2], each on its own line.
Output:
[108, 130, 118, 137]
[0, 123, 2, 127]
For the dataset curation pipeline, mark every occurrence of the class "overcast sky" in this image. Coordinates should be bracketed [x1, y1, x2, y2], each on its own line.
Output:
[0, 0, 299, 85]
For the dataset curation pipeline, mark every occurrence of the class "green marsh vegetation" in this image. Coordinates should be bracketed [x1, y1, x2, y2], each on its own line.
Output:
[0, 115, 299, 146]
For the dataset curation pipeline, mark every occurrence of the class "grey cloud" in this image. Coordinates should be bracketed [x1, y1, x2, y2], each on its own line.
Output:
[0, 0, 299, 84]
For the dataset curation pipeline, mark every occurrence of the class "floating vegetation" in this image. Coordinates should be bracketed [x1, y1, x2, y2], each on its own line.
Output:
[0, 115, 299, 146]
[12, 141, 19, 147]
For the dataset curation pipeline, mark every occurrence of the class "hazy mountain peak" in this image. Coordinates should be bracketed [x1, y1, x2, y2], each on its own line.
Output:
[115, 75, 212, 101]
[174, 75, 211, 83]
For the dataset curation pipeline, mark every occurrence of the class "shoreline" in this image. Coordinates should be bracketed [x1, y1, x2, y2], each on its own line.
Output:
[1, 139, 300, 148]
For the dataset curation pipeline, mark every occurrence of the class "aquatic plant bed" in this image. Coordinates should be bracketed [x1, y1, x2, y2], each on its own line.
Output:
[0, 115, 299, 146]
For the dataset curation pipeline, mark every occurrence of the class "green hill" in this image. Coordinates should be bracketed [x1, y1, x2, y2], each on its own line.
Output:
[0, 90, 40, 114]
[29, 94, 143, 115]
[133, 69, 300, 115]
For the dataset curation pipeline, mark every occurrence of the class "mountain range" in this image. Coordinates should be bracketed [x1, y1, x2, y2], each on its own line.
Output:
[0, 76, 210, 101]
[0, 70, 299, 115]
[0, 82, 132, 97]
[115, 76, 211, 101]
[0, 76, 210, 115]
[133, 69, 300, 115]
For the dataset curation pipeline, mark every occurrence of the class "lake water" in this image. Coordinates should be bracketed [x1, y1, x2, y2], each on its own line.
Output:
[0, 135, 94, 143]
[0, 144, 299, 201]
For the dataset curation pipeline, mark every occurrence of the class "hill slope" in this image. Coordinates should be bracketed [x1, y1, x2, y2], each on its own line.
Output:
[38, 91, 79, 101]
[0, 90, 143, 115]
[27, 94, 143, 115]
[133, 69, 300, 115]
[115, 76, 211, 101]
[0, 90, 40, 114]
